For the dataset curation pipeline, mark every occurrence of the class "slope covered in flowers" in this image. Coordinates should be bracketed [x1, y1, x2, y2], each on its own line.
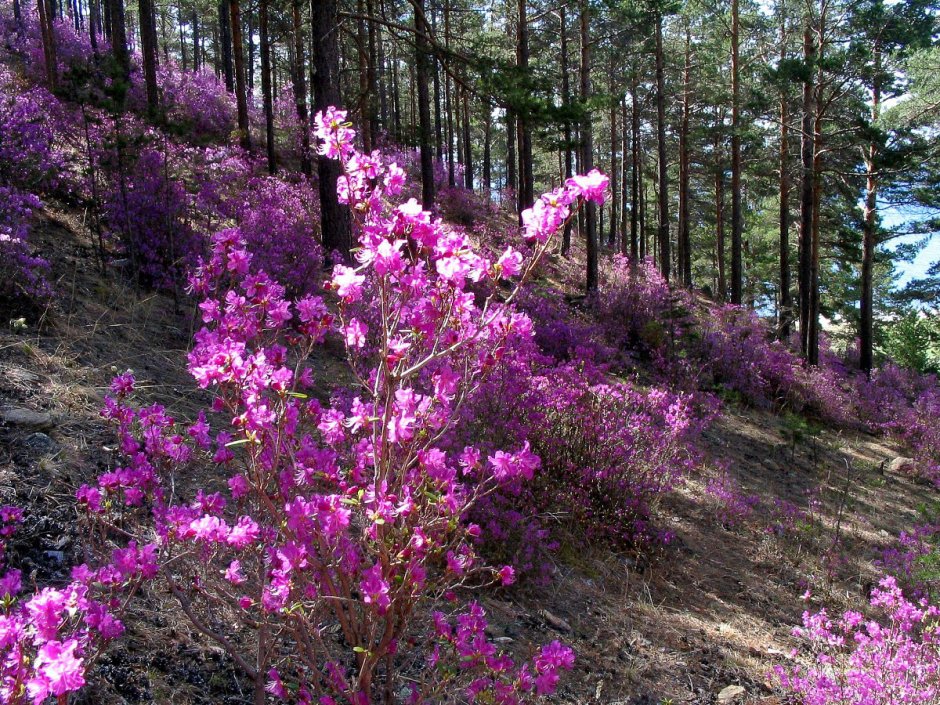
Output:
[1, 8, 940, 705]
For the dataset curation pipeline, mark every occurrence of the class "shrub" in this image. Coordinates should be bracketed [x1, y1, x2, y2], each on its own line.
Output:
[235, 175, 322, 296]
[78, 109, 603, 703]
[775, 576, 940, 705]
[0, 504, 142, 705]
[103, 146, 202, 290]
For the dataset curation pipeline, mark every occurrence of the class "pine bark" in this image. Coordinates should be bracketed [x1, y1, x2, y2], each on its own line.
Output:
[778, 10, 791, 339]
[311, 0, 352, 255]
[560, 7, 573, 255]
[220, 0, 234, 92]
[259, 0, 276, 173]
[655, 10, 669, 281]
[730, 0, 743, 303]
[581, 0, 598, 292]
[798, 22, 815, 361]
[516, 0, 534, 212]
[291, 0, 311, 177]
[678, 25, 692, 286]
[860, 45, 881, 373]
[139, 0, 159, 113]
[414, 0, 436, 209]
[230, 0, 250, 150]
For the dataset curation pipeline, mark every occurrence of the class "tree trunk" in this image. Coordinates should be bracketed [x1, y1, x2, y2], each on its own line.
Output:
[678, 25, 692, 286]
[715, 136, 726, 301]
[798, 22, 815, 361]
[620, 96, 630, 255]
[560, 7, 574, 255]
[516, 0, 534, 213]
[192, 9, 199, 71]
[730, 0, 743, 303]
[108, 0, 129, 80]
[311, 0, 352, 255]
[580, 0, 598, 292]
[609, 55, 619, 248]
[356, 0, 372, 152]
[860, 45, 881, 373]
[432, 4, 443, 160]
[506, 111, 516, 209]
[483, 105, 491, 196]
[655, 10, 669, 281]
[462, 89, 473, 190]
[37, 0, 58, 88]
[230, 0, 250, 150]
[139, 0, 159, 114]
[88, 0, 99, 52]
[778, 9, 791, 339]
[630, 76, 640, 260]
[259, 0, 276, 173]
[414, 0, 436, 209]
[291, 0, 311, 177]
[220, 0, 234, 91]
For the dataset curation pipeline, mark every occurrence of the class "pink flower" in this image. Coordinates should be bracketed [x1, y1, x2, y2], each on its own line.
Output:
[343, 318, 368, 349]
[360, 563, 390, 614]
[331, 265, 365, 302]
[28, 639, 86, 700]
[496, 247, 524, 278]
[567, 169, 609, 204]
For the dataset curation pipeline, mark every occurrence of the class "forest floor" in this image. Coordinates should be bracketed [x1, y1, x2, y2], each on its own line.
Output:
[0, 199, 931, 705]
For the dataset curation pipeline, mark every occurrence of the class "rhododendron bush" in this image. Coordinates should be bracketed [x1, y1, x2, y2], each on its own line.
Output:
[775, 577, 940, 705]
[0, 504, 148, 704]
[73, 110, 605, 703]
[0, 67, 57, 302]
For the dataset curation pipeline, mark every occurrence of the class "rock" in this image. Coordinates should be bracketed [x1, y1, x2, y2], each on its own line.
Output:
[887, 457, 916, 475]
[0, 407, 53, 431]
[44, 550, 65, 564]
[717, 685, 746, 702]
[23, 432, 57, 453]
[762, 458, 782, 473]
[539, 609, 572, 633]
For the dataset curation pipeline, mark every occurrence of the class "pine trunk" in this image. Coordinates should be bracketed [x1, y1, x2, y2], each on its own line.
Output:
[259, 0, 276, 172]
[581, 0, 598, 292]
[798, 22, 815, 361]
[414, 0, 436, 209]
[230, 0, 250, 150]
[730, 0, 743, 303]
[655, 11, 669, 281]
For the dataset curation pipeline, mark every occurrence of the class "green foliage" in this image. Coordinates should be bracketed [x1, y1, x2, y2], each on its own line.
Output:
[880, 312, 940, 373]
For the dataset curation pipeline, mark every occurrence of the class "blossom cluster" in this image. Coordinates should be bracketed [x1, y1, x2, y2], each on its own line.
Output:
[775, 576, 940, 705]
[0, 505, 145, 704]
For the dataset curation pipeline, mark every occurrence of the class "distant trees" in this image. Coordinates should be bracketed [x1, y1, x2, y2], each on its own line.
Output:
[41, 0, 940, 367]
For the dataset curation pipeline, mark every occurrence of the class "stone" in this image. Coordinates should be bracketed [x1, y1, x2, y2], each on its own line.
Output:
[539, 609, 572, 633]
[717, 685, 746, 702]
[23, 432, 57, 453]
[887, 457, 916, 475]
[0, 407, 53, 430]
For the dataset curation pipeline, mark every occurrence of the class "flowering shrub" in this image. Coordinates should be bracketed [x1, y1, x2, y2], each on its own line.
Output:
[136, 63, 235, 142]
[705, 470, 761, 529]
[462, 347, 712, 565]
[0, 505, 144, 704]
[234, 175, 323, 296]
[103, 146, 202, 290]
[775, 576, 940, 705]
[878, 523, 940, 599]
[77, 109, 604, 702]
[0, 187, 49, 302]
[0, 67, 59, 302]
[598, 255, 684, 360]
